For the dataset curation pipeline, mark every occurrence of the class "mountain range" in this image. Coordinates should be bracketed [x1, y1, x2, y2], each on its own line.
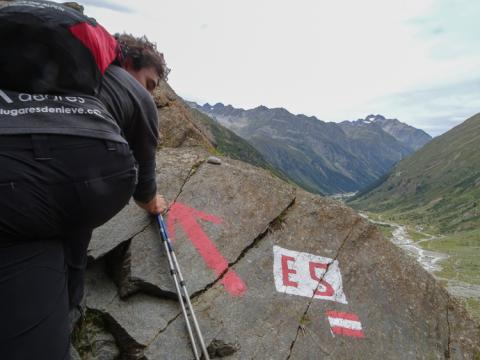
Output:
[340, 114, 432, 151]
[189, 102, 432, 194]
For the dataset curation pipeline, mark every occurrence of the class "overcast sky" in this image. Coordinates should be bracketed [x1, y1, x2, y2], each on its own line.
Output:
[73, 0, 479, 136]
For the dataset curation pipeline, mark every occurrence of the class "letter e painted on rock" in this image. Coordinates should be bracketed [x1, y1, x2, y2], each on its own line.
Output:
[281, 255, 298, 287]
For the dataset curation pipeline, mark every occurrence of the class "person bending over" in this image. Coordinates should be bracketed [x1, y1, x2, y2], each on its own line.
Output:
[0, 32, 168, 360]
[66, 32, 170, 314]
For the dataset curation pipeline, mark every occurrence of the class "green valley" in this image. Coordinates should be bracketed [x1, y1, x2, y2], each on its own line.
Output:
[351, 113, 480, 322]
[350, 113, 480, 234]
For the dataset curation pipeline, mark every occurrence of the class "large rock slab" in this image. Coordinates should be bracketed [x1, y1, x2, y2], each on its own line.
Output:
[143, 190, 480, 359]
[88, 202, 151, 261]
[154, 147, 210, 201]
[290, 217, 480, 359]
[144, 191, 368, 359]
[110, 154, 296, 298]
[84, 259, 179, 359]
[88, 148, 208, 260]
[106, 225, 173, 299]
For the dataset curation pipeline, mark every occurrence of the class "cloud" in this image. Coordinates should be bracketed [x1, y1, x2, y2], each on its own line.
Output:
[78, 0, 134, 13]
[79, 0, 479, 138]
[409, 0, 480, 60]
[372, 79, 480, 137]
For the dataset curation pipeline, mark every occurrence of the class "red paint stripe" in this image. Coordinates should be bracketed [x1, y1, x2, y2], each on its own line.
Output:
[325, 311, 360, 322]
[179, 214, 229, 275]
[221, 270, 247, 296]
[331, 326, 365, 338]
[167, 203, 247, 297]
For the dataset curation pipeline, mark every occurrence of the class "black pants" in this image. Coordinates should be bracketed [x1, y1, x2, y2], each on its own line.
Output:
[0, 135, 137, 360]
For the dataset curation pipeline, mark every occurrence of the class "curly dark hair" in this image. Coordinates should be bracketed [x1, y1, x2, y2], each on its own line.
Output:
[115, 33, 170, 81]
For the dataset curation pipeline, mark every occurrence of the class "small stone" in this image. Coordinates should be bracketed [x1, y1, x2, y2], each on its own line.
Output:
[207, 156, 222, 165]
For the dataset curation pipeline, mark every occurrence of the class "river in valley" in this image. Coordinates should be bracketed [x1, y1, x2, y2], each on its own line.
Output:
[360, 213, 480, 300]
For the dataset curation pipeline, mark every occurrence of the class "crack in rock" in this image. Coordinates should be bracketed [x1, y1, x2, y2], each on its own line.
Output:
[81, 307, 145, 360]
[101, 310, 146, 359]
[445, 299, 452, 359]
[190, 194, 297, 300]
[129, 277, 178, 300]
[286, 217, 363, 360]
[87, 218, 154, 265]
[166, 159, 205, 214]
[144, 311, 182, 349]
[87, 302, 182, 360]
[106, 237, 179, 300]
[301, 325, 331, 356]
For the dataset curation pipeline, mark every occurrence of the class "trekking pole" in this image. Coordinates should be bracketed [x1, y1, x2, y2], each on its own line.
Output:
[156, 214, 211, 360]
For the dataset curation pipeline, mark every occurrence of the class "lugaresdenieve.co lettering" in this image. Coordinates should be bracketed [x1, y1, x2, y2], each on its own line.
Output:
[0, 106, 104, 118]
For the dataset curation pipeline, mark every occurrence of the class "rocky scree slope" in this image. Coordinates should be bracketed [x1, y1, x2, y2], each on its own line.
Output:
[189, 102, 428, 195]
[71, 84, 480, 360]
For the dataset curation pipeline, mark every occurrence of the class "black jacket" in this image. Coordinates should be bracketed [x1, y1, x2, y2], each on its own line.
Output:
[97, 65, 159, 203]
[0, 64, 159, 203]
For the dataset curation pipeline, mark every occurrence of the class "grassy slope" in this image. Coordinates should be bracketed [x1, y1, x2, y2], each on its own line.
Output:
[352, 113, 480, 321]
[422, 230, 480, 287]
[350, 113, 480, 234]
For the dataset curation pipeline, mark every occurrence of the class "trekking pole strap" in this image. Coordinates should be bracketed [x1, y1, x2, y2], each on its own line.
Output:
[157, 215, 174, 252]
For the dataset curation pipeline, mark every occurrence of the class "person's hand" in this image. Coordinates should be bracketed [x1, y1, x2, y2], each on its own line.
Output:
[135, 194, 168, 215]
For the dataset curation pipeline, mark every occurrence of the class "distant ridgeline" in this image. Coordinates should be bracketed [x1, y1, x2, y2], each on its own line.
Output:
[189, 102, 431, 195]
[350, 113, 480, 234]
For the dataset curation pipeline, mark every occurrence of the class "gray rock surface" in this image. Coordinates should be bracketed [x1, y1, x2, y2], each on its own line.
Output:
[143, 190, 480, 359]
[287, 199, 472, 359]
[84, 259, 179, 358]
[110, 150, 296, 298]
[88, 148, 209, 261]
[144, 191, 367, 359]
[88, 202, 151, 261]
[106, 224, 173, 299]
[154, 147, 210, 202]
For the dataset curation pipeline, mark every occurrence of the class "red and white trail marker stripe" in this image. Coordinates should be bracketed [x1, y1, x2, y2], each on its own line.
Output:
[325, 311, 366, 338]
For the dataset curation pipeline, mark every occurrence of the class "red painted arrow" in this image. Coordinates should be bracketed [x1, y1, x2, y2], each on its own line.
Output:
[167, 202, 247, 297]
